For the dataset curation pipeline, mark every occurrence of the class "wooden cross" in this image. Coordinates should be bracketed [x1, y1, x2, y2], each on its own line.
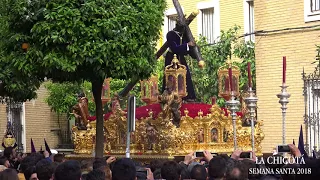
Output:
[172, 0, 204, 65]
[119, 0, 203, 97]
[156, 10, 199, 59]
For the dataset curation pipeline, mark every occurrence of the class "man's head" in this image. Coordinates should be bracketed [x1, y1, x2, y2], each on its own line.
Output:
[0, 156, 10, 168]
[175, 22, 185, 34]
[20, 154, 43, 173]
[149, 159, 164, 172]
[24, 166, 37, 180]
[174, 16, 190, 34]
[225, 161, 246, 180]
[208, 156, 227, 179]
[241, 159, 258, 179]
[36, 159, 54, 180]
[93, 158, 107, 170]
[160, 161, 181, 180]
[190, 165, 207, 180]
[53, 154, 65, 163]
[54, 160, 81, 180]
[86, 169, 105, 180]
[0, 168, 18, 180]
[80, 159, 93, 172]
[111, 158, 136, 180]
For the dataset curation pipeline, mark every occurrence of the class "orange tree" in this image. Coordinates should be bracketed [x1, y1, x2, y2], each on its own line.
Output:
[0, 0, 166, 157]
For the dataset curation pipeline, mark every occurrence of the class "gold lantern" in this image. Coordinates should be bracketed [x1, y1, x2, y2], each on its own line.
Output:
[140, 75, 159, 105]
[101, 78, 111, 105]
[218, 59, 240, 101]
[165, 54, 187, 98]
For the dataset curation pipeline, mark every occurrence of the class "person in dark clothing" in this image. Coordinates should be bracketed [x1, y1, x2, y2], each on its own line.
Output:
[161, 161, 182, 180]
[190, 164, 207, 180]
[111, 158, 136, 180]
[93, 158, 108, 170]
[86, 169, 105, 180]
[3, 147, 17, 169]
[54, 160, 82, 180]
[24, 166, 38, 180]
[53, 154, 65, 163]
[0, 168, 19, 180]
[208, 156, 227, 180]
[163, 21, 197, 101]
[36, 159, 54, 180]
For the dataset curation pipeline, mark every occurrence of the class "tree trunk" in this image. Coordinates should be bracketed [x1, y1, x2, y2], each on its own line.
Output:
[92, 79, 104, 158]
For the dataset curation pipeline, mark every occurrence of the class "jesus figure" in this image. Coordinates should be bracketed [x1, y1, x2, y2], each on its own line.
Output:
[162, 21, 197, 101]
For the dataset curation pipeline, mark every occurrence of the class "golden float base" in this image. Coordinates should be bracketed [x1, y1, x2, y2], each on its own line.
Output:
[72, 104, 264, 159]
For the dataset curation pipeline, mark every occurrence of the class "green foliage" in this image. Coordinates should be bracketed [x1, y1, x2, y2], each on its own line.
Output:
[0, 0, 166, 99]
[155, 57, 165, 92]
[0, 63, 40, 101]
[187, 25, 255, 106]
[45, 81, 80, 115]
[45, 81, 96, 116]
[45, 78, 145, 118]
[81, 81, 96, 114]
[0, 0, 48, 101]
[233, 40, 256, 91]
[109, 79, 143, 108]
[0, 0, 166, 158]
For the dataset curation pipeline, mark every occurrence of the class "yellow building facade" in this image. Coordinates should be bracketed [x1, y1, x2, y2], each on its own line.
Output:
[0, 86, 63, 152]
[163, 0, 320, 154]
[161, 0, 254, 45]
[255, 0, 320, 153]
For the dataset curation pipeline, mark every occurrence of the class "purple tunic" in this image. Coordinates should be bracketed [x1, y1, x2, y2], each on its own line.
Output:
[162, 30, 196, 100]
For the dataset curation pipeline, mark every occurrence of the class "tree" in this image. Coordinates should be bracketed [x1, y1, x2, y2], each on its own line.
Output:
[45, 81, 82, 130]
[0, 0, 166, 157]
[0, 62, 40, 102]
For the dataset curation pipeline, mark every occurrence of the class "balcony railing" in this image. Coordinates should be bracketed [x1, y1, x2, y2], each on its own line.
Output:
[55, 129, 74, 149]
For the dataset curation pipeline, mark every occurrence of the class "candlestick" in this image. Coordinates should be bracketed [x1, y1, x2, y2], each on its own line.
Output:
[212, 96, 216, 105]
[277, 83, 290, 144]
[283, 56, 286, 83]
[244, 87, 258, 151]
[247, 62, 252, 88]
[225, 77, 229, 91]
[228, 67, 233, 92]
[226, 91, 240, 150]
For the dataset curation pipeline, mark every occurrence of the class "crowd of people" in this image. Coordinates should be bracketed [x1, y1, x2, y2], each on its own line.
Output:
[0, 144, 319, 180]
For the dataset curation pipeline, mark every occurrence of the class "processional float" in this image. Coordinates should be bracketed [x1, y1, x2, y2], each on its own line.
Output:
[69, 0, 264, 161]
[70, 55, 264, 161]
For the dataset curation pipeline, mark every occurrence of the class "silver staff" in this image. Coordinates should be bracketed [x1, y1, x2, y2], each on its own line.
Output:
[277, 83, 290, 144]
[226, 91, 240, 150]
[244, 88, 258, 151]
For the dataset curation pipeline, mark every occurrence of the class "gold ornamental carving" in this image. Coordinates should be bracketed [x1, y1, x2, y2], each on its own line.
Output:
[140, 75, 159, 105]
[72, 102, 264, 156]
[218, 59, 240, 101]
[165, 54, 187, 98]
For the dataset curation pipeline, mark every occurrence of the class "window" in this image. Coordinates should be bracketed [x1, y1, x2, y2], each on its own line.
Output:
[163, 8, 180, 42]
[244, 0, 254, 42]
[311, 0, 320, 12]
[197, 1, 220, 44]
[167, 15, 177, 32]
[201, 8, 215, 43]
[305, 0, 320, 22]
[6, 102, 25, 152]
